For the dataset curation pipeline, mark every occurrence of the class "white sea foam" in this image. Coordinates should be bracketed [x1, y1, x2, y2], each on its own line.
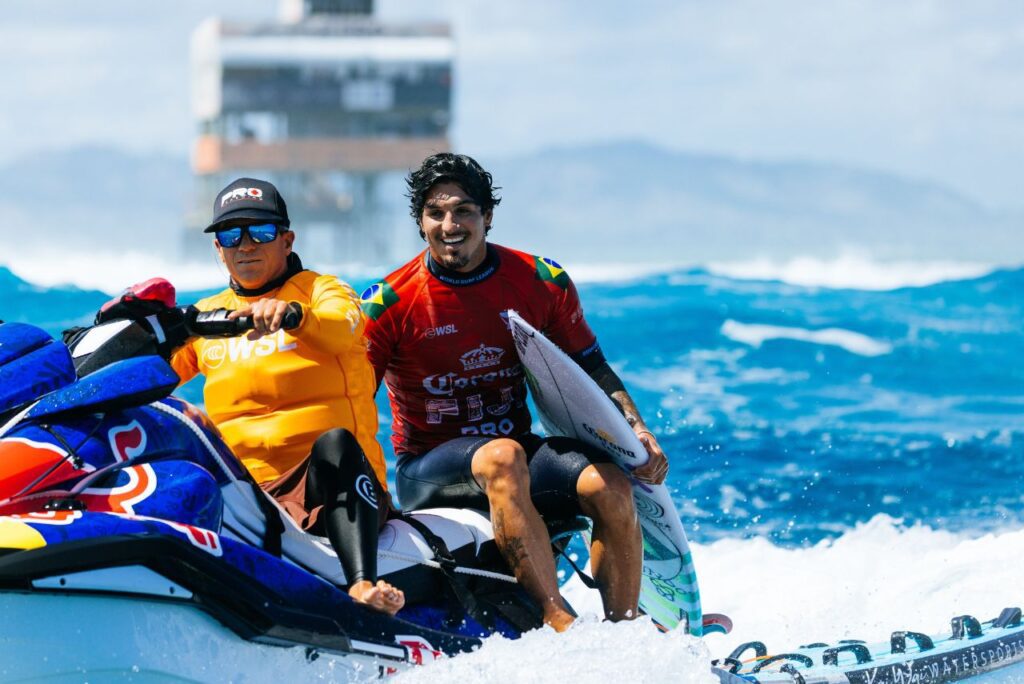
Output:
[2, 251, 226, 293]
[562, 261, 684, 283]
[394, 614, 714, 684]
[721, 319, 893, 356]
[573, 517, 1024, 658]
[8, 255, 668, 292]
[398, 517, 1024, 682]
[707, 252, 994, 291]
[699, 516, 1024, 655]
[1, 251, 393, 295]
[3, 248, 999, 293]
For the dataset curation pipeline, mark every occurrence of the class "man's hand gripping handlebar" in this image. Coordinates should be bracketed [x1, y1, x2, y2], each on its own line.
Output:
[184, 304, 303, 338]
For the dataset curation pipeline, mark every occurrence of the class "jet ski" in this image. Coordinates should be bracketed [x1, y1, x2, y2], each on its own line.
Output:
[0, 287, 578, 681]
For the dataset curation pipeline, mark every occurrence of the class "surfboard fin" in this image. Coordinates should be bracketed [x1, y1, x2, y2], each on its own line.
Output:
[703, 613, 734, 635]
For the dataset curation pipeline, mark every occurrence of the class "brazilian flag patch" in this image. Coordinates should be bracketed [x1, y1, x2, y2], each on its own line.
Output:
[535, 256, 570, 289]
[360, 281, 399, 320]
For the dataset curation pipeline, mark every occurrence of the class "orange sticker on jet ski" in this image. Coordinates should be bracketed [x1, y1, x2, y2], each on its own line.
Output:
[0, 437, 95, 495]
[78, 465, 158, 515]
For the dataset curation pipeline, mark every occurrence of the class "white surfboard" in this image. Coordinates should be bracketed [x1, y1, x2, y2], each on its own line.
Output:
[507, 310, 703, 635]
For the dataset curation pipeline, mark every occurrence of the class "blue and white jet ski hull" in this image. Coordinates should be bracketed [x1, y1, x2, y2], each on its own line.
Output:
[0, 590, 405, 682]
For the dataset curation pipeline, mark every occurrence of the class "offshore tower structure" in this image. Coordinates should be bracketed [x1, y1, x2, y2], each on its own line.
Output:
[187, 0, 452, 264]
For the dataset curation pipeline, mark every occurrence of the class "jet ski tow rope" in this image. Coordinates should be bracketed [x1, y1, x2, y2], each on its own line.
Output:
[376, 548, 517, 583]
[396, 512, 505, 631]
[148, 399, 285, 555]
[149, 400, 268, 518]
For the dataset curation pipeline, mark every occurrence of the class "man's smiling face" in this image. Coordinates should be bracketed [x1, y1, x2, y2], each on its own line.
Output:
[420, 181, 491, 272]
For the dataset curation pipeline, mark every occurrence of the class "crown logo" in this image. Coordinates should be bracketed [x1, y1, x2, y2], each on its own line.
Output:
[460, 344, 505, 371]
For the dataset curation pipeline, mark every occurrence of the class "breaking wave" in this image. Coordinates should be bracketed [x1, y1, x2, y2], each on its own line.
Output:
[720, 319, 893, 356]
[706, 253, 994, 290]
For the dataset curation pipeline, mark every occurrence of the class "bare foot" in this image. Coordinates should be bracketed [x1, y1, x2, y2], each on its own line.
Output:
[543, 608, 576, 633]
[348, 579, 405, 616]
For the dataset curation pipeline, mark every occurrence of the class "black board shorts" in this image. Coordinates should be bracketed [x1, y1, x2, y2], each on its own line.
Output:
[396, 433, 613, 520]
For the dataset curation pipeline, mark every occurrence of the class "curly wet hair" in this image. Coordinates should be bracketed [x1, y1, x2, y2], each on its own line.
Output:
[406, 153, 502, 235]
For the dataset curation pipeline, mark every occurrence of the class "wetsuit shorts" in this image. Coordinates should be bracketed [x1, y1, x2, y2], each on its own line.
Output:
[262, 433, 389, 534]
[396, 433, 613, 520]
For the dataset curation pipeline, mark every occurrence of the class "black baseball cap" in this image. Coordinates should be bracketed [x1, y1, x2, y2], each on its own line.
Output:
[203, 177, 291, 232]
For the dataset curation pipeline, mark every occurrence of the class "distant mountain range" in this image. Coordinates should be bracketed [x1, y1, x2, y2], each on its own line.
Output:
[1, 142, 1019, 267]
[488, 142, 1021, 264]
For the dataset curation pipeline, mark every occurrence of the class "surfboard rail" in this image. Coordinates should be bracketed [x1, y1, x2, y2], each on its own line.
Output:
[507, 309, 704, 635]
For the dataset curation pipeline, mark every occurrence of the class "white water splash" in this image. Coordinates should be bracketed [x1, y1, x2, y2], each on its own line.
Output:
[2, 251, 226, 293]
[707, 253, 993, 291]
[400, 517, 1023, 682]
[699, 516, 1024, 655]
[0, 251, 396, 295]
[720, 319, 892, 356]
[562, 261, 684, 284]
[3, 249, 999, 294]
[395, 616, 715, 684]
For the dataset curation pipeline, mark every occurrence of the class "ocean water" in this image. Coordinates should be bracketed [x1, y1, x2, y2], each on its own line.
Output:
[1, 257, 1022, 681]
[585, 264, 1024, 544]
[398, 260, 1024, 682]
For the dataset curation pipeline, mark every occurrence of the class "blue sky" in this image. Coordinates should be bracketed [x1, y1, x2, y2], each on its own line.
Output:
[2, 1, 1023, 208]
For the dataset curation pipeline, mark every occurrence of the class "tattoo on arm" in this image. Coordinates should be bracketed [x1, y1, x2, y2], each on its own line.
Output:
[589, 362, 647, 430]
[492, 509, 528, 574]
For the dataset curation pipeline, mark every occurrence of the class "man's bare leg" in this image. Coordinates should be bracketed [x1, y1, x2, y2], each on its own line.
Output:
[576, 463, 641, 621]
[472, 439, 575, 632]
[348, 579, 405, 616]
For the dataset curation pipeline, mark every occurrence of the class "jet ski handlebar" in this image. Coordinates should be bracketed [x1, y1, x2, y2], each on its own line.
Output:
[184, 304, 303, 338]
[63, 301, 305, 375]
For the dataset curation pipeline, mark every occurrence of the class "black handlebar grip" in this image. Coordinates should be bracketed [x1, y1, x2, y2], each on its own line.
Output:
[281, 302, 303, 330]
[188, 304, 303, 338]
[233, 303, 303, 332]
[189, 308, 249, 337]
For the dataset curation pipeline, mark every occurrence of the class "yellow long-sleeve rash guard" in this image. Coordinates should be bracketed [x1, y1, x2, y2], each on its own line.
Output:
[171, 270, 386, 487]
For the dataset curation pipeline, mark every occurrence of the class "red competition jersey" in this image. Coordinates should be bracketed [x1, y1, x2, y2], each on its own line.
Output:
[362, 244, 605, 456]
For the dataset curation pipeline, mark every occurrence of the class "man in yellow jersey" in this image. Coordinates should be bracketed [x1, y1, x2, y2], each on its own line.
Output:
[172, 177, 404, 615]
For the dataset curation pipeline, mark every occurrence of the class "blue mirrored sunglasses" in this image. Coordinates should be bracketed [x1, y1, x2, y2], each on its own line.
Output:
[215, 224, 281, 248]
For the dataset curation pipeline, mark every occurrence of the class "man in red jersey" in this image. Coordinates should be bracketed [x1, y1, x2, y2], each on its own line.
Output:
[362, 153, 668, 632]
